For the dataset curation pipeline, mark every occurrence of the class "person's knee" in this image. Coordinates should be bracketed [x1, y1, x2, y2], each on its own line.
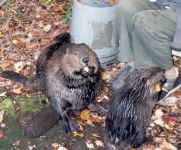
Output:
[132, 11, 156, 35]
[117, 0, 140, 14]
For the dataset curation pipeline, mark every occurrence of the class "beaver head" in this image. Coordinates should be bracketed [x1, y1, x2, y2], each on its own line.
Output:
[61, 43, 100, 80]
[136, 67, 166, 97]
[106, 67, 166, 149]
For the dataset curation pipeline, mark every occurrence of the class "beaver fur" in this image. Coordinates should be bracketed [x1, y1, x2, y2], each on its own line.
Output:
[1, 33, 101, 137]
[106, 67, 165, 149]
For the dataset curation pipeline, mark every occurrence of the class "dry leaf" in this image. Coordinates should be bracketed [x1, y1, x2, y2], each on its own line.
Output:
[58, 146, 68, 150]
[92, 133, 100, 138]
[0, 130, 5, 138]
[12, 86, 23, 94]
[89, 115, 101, 123]
[95, 140, 104, 147]
[0, 92, 6, 97]
[28, 145, 36, 150]
[154, 119, 164, 127]
[80, 109, 90, 121]
[72, 131, 84, 138]
[38, 21, 44, 28]
[86, 140, 94, 149]
[0, 110, 5, 123]
[14, 61, 25, 73]
[159, 139, 177, 150]
[0, 10, 4, 17]
[0, 123, 6, 128]
[44, 24, 51, 32]
[13, 140, 20, 146]
[154, 109, 163, 119]
[52, 143, 60, 149]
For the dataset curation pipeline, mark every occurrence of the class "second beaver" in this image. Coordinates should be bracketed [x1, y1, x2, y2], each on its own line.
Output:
[1, 33, 101, 137]
[106, 67, 166, 149]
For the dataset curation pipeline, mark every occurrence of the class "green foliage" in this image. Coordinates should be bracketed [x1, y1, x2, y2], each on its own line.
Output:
[6, 1, 15, 12]
[41, 0, 56, 6]
[62, 4, 72, 24]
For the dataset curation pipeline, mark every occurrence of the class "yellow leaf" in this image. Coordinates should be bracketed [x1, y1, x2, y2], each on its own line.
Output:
[38, 21, 44, 28]
[12, 39, 18, 44]
[80, 109, 90, 121]
[0, 10, 4, 17]
[72, 131, 84, 138]
[92, 133, 100, 138]
[12, 86, 23, 94]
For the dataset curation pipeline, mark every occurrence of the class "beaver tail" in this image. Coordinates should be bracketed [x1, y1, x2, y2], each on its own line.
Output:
[1, 71, 39, 89]
[1, 71, 28, 85]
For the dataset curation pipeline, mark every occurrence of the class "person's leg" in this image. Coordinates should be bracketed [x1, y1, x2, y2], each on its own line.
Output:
[132, 9, 180, 100]
[116, 0, 160, 63]
[132, 9, 176, 70]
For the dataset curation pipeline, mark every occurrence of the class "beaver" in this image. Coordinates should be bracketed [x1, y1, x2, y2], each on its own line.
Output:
[105, 67, 166, 149]
[1, 33, 101, 137]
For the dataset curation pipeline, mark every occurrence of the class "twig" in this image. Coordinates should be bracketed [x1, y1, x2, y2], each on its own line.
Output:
[0, 0, 8, 7]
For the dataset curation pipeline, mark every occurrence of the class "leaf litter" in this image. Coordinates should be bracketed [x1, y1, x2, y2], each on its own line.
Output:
[0, 0, 181, 149]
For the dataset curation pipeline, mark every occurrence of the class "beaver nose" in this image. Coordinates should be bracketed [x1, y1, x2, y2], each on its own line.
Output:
[82, 57, 89, 64]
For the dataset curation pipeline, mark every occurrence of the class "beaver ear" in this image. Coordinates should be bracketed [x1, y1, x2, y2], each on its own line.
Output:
[141, 77, 147, 84]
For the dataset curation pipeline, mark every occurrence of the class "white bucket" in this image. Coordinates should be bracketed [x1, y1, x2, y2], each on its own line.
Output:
[70, 0, 119, 68]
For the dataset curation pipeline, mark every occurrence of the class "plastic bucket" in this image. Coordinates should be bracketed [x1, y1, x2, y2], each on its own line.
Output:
[70, 0, 119, 68]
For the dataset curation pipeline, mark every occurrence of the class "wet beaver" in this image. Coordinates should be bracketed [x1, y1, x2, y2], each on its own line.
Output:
[1, 33, 101, 137]
[106, 67, 165, 149]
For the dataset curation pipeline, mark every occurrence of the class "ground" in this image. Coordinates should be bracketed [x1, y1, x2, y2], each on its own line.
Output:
[0, 0, 181, 150]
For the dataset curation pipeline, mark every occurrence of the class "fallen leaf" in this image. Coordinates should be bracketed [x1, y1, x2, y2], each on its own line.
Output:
[0, 31, 4, 37]
[0, 130, 5, 138]
[89, 114, 101, 123]
[58, 146, 68, 150]
[0, 110, 5, 123]
[72, 131, 84, 138]
[92, 133, 100, 138]
[95, 140, 104, 147]
[0, 10, 4, 17]
[142, 145, 155, 150]
[154, 109, 163, 119]
[13, 140, 20, 146]
[12, 86, 23, 94]
[28, 145, 36, 150]
[154, 119, 164, 127]
[14, 61, 26, 73]
[38, 21, 44, 28]
[0, 92, 6, 97]
[80, 109, 90, 121]
[162, 115, 176, 123]
[0, 123, 6, 128]
[44, 24, 52, 32]
[52, 143, 60, 149]
[86, 140, 94, 149]
[158, 139, 177, 150]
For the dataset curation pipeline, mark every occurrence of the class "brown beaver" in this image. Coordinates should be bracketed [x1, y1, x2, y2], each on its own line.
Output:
[1, 33, 101, 138]
[106, 67, 166, 149]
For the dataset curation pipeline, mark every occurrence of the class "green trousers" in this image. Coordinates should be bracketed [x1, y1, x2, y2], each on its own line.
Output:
[116, 0, 176, 70]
